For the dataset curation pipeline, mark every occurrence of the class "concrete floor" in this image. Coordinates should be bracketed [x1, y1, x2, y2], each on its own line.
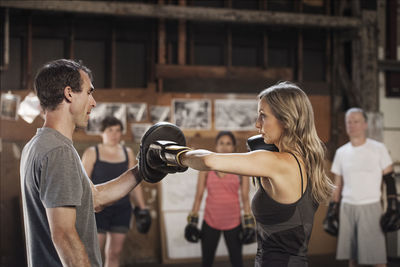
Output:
[127, 254, 400, 267]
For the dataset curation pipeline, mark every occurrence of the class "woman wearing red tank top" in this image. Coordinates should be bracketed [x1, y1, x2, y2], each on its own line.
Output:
[186, 131, 252, 267]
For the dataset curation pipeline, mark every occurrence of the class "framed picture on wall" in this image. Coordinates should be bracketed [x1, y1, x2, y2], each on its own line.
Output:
[126, 102, 148, 122]
[86, 102, 127, 135]
[150, 105, 170, 123]
[1, 91, 21, 121]
[172, 99, 211, 130]
[130, 123, 152, 143]
[214, 99, 258, 131]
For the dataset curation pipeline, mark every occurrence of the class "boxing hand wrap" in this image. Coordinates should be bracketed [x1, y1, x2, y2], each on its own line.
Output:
[381, 172, 400, 232]
[184, 213, 201, 243]
[147, 140, 191, 173]
[323, 201, 340, 236]
[240, 214, 256, 244]
[139, 122, 187, 183]
[133, 207, 152, 234]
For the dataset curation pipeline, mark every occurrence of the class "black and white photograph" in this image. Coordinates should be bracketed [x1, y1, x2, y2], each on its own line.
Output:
[130, 123, 152, 143]
[2, 1, 400, 267]
[86, 102, 127, 135]
[1, 91, 20, 121]
[126, 102, 148, 122]
[150, 105, 170, 123]
[17, 92, 41, 124]
[214, 99, 258, 131]
[172, 99, 211, 130]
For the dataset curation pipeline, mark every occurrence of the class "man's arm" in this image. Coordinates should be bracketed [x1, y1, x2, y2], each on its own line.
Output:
[46, 207, 91, 267]
[127, 147, 147, 209]
[332, 174, 343, 202]
[92, 166, 142, 212]
[383, 164, 394, 175]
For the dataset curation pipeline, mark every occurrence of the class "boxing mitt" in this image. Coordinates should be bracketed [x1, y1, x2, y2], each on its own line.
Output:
[323, 201, 339, 236]
[133, 207, 152, 234]
[138, 122, 188, 183]
[239, 214, 256, 244]
[184, 213, 201, 243]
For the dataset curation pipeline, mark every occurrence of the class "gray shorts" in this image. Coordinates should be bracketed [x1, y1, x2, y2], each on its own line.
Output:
[336, 202, 387, 264]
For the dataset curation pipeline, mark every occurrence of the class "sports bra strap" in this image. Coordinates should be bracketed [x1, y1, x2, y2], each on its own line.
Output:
[289, 153, 304, 197]
[94, 145, 99, 161]
[122, 146, 129, 162]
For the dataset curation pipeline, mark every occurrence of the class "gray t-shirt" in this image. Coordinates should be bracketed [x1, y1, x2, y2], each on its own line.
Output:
[20, 127, 102, 267]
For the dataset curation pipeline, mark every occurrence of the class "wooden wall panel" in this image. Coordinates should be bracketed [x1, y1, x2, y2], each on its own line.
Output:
[0, 88, 331, 265]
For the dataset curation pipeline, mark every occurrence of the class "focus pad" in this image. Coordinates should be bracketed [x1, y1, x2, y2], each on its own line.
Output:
[139, 122, 186, 183]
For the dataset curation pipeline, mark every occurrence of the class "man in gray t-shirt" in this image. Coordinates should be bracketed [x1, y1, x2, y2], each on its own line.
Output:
[20, 59, 142, 266]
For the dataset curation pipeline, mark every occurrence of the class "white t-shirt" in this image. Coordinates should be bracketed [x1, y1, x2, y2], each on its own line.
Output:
[331, 138, 392, 205]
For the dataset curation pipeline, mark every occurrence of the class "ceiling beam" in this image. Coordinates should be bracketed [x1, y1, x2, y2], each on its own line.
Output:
[0, 0, 362, 29]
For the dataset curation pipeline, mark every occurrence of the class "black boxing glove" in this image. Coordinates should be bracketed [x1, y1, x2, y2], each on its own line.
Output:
[381, 172, 400, 232]
[239, 214, 256, 244]
[184, 213, 201, 243]
[323, 201, 340, 236]
[133, 207, 152, 234]
[138, 122, 188, 183]
[147, 140, 191, 173]
[246, 134, 279, 152]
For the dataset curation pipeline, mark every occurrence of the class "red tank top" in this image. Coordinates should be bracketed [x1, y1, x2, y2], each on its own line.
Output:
[203, 171, 241, 230]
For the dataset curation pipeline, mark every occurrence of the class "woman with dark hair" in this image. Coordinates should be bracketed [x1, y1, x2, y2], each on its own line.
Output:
[186, 131, 252, 267]
[82, 117, 150, 267]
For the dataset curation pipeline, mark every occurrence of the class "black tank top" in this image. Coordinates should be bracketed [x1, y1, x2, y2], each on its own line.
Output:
[251, 154, 319, 267]
[91, 145, 130, 206]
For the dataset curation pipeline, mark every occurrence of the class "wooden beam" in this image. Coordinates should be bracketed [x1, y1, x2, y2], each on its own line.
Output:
[378, 60, 400, 72]
[226, 25, 232, 67]
[155, 64, 293, 80]
[359, 11, 379, 112]
[297, 30, 303, 82]
[158, 20, 166, 65]
[177, 0, 186, 65]
[110, 24, 116, 88]
[26, 15, 32, 90]
[0, 0, 362, 29]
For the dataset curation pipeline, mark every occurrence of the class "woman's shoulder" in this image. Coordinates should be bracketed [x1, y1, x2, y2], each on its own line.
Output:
[83, 145, 97, 155]
[82, 145, 97, 162]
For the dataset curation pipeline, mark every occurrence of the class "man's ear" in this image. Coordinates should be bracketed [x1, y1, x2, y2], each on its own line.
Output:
[64, 86, 72, 103]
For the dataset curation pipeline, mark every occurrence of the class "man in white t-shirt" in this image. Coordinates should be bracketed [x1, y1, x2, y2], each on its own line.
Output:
[331, 107, 393, 267]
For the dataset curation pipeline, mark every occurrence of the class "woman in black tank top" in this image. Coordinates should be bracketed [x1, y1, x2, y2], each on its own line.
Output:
[178, 82, 335, 267]
[82, 117, 149, 267]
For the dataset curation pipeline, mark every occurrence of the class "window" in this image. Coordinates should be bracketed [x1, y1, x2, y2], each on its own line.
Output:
[303, 30, 326, 81]
[75, 40, 106, 88]
[268, 29, 297, 68]
[191, 23, 225, 66]
[116, 41, 146, 88]
[32, 38, 65, 80]
[0, 38, 22, 91]
[232, 26, 262, 67]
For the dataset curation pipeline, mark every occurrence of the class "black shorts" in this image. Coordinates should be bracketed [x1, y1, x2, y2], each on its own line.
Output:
[95, 201, 131, 234]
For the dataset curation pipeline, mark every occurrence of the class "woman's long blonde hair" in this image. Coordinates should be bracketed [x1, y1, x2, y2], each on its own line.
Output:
[258, 81, 334, 203]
